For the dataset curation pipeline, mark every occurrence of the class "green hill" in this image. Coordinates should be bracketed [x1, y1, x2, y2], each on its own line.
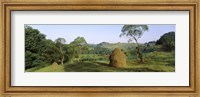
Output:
[89, 42, 138, 52]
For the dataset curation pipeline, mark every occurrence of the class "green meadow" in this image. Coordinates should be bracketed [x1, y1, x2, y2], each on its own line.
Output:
[26, 45, 175, 72]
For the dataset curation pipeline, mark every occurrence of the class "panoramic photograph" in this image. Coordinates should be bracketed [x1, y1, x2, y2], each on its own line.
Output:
[25, 24, 175, 72]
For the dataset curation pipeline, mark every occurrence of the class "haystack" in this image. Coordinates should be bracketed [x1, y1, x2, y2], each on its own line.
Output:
[109, 48, 126, 67]
[51, 62, 58, 71]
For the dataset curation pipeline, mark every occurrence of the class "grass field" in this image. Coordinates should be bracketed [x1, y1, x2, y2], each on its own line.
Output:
[26, 45, 175, 72]
[25, 64, 65, 72]
[27, 50, 175, 72]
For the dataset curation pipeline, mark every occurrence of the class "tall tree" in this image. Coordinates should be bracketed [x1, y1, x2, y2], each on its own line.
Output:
[120, 25, 148, 63]
[55, 38, 66, 65]
[44, 39, 61, 63]
[70, 36, 88, 62]
[25, 26, 48, 69]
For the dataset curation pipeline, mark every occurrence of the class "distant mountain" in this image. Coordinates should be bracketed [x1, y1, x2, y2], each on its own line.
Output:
[88, 42, 138, 52]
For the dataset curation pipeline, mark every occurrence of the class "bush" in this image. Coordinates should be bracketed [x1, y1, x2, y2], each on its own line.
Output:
[25, 51, 47, 69]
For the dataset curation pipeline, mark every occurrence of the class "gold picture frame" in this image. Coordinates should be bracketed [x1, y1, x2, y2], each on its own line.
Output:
[0, 0, 199, 97]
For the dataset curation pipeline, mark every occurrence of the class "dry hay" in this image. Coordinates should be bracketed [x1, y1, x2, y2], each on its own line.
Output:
[51, 62, 58, 71]
[109, 48, 126, 68]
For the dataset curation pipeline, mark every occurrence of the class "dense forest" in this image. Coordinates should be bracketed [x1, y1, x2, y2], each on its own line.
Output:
[25, 25, 175, 72]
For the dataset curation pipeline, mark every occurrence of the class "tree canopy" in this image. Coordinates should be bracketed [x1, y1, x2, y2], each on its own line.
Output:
[55, 38, 66, 65]
[69, 37, 88, 61]
[120, 25, 149, 63]
[156, 31, 175, 51]
[25, 26, 49, 69]
[25, 26, 72, 69]
[120, 25, 149, 43]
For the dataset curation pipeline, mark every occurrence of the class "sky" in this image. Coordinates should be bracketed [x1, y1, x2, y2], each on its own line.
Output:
[27, 24, 175, 44]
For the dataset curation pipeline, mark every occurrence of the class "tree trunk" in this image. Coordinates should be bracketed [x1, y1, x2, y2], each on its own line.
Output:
[61, 56, 64, 65]
[60, 45, 64, 65]
[77, 46, 82, 62]
[134, 37, 144, 63]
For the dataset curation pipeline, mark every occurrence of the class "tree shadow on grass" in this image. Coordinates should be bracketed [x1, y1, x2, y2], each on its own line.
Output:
[122, 67, 165, 72]
[64, 62, 107, 72]
[64, 61, 164, 72]
[165, 61, 175, 67]
[93, 62, 110, 67]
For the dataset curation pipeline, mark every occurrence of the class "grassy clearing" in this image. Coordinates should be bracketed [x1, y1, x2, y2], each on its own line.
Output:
[26, 46, 175, 72]
[32, 64, 65, 72]
[63, 50, 175, 72]
[125, 51, 175, 72]
[25, 66, 42, 72]
[63, 60, 174, 72]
